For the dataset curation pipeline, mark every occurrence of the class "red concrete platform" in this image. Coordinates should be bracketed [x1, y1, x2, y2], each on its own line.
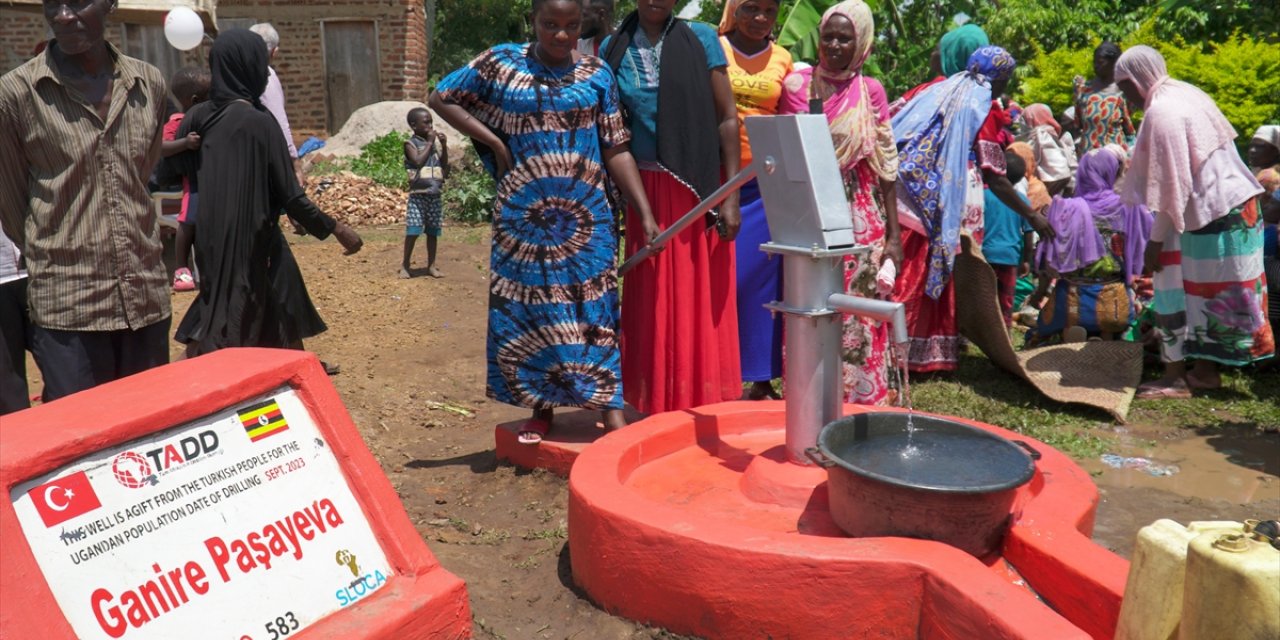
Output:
[567, 401, 1129, 640]
[495, 409, 615, 477]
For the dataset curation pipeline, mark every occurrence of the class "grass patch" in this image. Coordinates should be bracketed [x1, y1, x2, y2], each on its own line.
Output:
[521, 525, 567, 541]
[1128, 365, 1280, 428]
[909, 345, 1280, 459]
[911, 349, 1113, 459]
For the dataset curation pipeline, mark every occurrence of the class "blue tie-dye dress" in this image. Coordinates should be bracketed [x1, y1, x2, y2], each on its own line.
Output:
[435, 44, 629, 410]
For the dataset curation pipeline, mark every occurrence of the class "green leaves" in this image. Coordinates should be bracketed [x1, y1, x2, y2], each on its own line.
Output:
[776, 0, 882, 63]
[350, 132, 412, 190]
[776, 0, 832, 62]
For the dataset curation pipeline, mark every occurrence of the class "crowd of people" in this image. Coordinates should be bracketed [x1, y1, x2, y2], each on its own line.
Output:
[2, 0, 1275, 429]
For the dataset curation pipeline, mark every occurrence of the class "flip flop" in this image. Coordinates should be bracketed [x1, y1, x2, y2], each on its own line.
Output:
[517, 419, 550, 445]
[1135, 382, 1192, 400]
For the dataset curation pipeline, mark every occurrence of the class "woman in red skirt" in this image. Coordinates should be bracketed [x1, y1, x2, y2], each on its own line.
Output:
[602, 0, 743, 413]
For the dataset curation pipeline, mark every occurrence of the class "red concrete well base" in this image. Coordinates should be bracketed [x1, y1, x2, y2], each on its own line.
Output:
[568, 401, 1129, 640]
[495, 410, 611, 477]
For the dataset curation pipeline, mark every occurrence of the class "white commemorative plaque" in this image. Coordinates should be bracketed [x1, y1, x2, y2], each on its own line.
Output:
[10, 387, 394, 640]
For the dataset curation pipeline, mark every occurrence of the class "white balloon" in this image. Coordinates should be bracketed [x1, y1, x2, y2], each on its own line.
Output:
[164, 7, 205, 51]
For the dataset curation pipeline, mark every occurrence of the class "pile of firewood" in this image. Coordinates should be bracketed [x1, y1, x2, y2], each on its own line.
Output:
[307, 172, 406, 227]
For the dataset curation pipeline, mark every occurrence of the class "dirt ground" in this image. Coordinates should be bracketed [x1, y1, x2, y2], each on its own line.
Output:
[24, 228, 1278, 639]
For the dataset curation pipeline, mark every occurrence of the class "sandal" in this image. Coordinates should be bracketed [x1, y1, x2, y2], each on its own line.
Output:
[172, 268, 196, 292]
[517, 419, 550, 445]
[1135, 381, 1192, 400]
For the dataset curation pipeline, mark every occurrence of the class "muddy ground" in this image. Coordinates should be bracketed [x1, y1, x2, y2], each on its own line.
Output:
[24, 229, 1279, 638]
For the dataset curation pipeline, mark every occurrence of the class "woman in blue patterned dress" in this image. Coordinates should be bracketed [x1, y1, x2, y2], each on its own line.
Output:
[430, 0, 658, 443]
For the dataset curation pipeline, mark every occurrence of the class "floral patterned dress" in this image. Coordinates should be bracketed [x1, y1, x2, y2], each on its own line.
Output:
[841, 163, 893, 404]
[435, 44, 630, 410]
[780, 68, 900, 405]
[1077, 86, 1134, 153]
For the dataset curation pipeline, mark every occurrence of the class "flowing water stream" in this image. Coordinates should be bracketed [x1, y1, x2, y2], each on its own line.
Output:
[889, 340, 921, 460]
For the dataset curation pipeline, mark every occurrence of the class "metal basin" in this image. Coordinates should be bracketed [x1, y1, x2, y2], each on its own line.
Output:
[808, 412, 1037, 557]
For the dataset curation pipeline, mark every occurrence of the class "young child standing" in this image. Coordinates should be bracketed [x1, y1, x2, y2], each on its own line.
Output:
[402, 107, 449, 278]
[164, 66, 211, 291]
[983, 150, 1035, 328]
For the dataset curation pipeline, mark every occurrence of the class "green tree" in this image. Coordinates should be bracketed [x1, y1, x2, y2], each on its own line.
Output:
[1154, 0, 1280, 45]
[429, 0, 527, 77]
[977, 0, 1149, 66]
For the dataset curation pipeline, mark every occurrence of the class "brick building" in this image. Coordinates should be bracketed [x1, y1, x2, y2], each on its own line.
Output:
[0, 0, 429, 136]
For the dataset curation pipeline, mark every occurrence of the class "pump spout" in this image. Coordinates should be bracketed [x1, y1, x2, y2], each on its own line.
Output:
[827, 294, 909, 346]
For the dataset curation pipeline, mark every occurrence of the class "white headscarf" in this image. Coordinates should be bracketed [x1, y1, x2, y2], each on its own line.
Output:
[1254, 125, 1280, 150]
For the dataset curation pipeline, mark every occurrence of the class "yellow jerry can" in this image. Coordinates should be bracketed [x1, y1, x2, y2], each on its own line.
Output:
[1116, 519, 1280, 640]
[1115, 520, 1243, 640]
[1179, 524, 1280, 640]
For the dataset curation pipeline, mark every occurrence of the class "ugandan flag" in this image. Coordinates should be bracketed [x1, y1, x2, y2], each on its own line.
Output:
[238, 399, 289, 442]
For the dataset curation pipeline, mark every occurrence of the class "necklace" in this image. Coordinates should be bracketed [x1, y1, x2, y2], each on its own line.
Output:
[628, 16, 674, 87]
[529, 44, 574, 88]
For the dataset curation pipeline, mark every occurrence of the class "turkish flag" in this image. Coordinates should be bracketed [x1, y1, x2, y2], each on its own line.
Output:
[28, 471, 102, 527]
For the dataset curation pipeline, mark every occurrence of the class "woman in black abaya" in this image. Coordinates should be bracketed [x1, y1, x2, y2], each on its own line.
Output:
[173, 29, 362, 356]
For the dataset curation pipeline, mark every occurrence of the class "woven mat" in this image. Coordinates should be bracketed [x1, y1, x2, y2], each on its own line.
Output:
[953, 236, 1142, 422]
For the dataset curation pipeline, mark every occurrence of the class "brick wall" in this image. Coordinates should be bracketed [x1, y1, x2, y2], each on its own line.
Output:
[2, 11, 209, 93]
[2, 1, 429, 136]
[0, 11, 49, 73]
[217, 0, 428, 136]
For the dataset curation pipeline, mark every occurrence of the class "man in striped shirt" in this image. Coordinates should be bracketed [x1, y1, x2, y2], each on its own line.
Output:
[0, 0, 171, 402]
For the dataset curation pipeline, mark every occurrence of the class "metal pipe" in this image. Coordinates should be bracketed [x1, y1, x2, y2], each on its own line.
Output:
[618, 165, 759, 275]
[780, 254, 846, 465]
[827, 294, 910, 346]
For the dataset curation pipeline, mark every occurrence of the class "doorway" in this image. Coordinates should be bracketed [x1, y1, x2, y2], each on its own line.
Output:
[321, 20, 382, 133]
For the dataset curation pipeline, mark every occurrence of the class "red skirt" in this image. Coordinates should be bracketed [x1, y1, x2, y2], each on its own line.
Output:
[894, 227, 961, 372]
[621, 170, 741, 413]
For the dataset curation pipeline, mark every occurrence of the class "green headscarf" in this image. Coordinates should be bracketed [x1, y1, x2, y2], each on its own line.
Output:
[938, 24, 989, 76]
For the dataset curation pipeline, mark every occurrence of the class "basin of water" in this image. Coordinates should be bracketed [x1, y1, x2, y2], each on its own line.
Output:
[811, 412, 1038, 557]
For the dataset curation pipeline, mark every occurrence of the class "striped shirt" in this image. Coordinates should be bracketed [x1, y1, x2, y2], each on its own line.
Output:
[0, 43, 170, 331]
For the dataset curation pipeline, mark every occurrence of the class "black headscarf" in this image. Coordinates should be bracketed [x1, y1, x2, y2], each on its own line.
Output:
[603, 13, 722, 200]
[209, 28, 270, 109]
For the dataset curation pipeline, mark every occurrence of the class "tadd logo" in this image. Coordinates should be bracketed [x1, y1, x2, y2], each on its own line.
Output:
[111, 430, 221, 489]
[333, 549, 389, 607]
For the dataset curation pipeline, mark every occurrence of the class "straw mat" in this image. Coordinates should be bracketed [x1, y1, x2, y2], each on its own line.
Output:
[952, 236, 1142, 422]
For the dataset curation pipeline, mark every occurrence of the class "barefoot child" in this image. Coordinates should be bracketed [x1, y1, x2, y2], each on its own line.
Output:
[403, 107, 449, 278]
[163, 66, 211, 291]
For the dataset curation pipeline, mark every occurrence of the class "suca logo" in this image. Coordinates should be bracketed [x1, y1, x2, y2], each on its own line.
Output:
[112, 430, 221, 488]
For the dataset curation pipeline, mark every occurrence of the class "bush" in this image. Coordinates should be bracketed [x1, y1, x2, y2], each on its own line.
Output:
[1158, 33, 1280, 145]
[349, 131, 411, 190]
[441, 147, 496, 224]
